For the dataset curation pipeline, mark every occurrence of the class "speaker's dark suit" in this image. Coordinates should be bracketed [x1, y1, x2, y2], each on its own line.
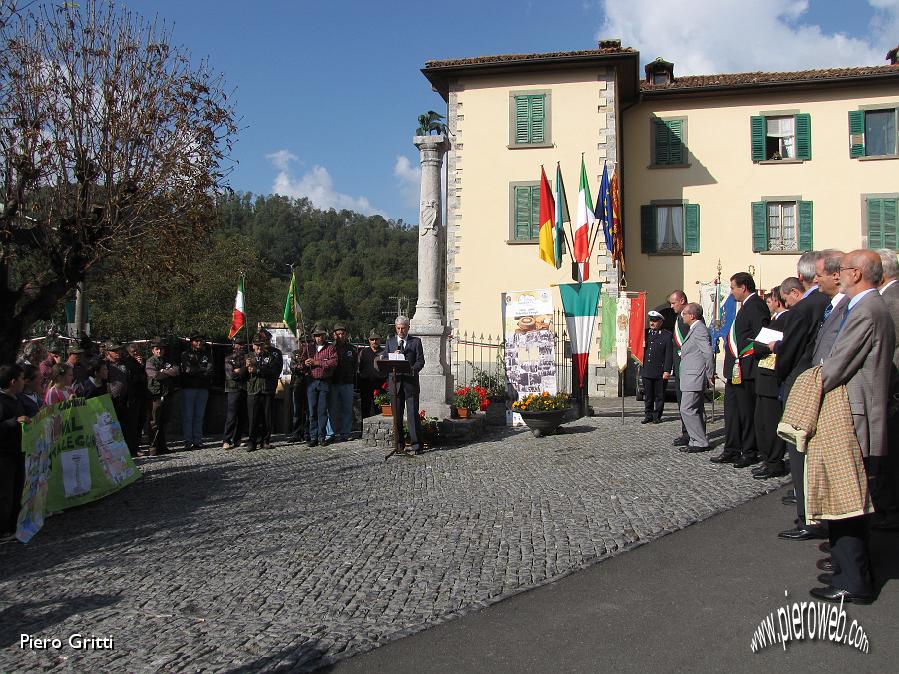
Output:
[385, 335, 425, 452]
[723, 293, 769, 457]
[753, 311, 791, 470]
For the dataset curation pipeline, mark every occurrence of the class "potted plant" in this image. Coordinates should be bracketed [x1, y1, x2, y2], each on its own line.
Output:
[512, 391, 572, 437]
[471, 366, 508, 426]
[452, 387, 482, 418]
[405, 410, 440, 448]
[373, 386, 391, 416]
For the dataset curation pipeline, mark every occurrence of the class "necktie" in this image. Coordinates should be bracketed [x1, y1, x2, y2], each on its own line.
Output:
[822, 304, 833, 322]
[398, 340, 404, 352]
[837, 305, 852, 332]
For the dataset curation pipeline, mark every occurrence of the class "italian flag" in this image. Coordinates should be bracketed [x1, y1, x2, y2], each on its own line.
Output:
[228, 278, 245, 339]
[559, 282, 601, 392]
[572, 156, 595, 282]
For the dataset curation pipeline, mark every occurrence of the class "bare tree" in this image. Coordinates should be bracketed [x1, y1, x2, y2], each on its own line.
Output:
[0, 0, 237, 361]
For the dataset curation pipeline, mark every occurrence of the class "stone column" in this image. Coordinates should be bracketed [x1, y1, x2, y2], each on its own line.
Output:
[411, 134, 452, 417]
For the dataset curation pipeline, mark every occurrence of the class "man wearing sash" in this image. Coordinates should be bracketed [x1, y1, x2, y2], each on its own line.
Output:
[711, 272, 769, 466]
[667, 290, 691, 447]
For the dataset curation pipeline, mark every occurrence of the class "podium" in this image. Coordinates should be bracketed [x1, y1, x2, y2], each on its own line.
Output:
[374, 357, 413, 460]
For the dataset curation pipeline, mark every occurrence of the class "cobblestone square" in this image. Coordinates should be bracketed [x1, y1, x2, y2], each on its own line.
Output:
[0, 415, 786, 672]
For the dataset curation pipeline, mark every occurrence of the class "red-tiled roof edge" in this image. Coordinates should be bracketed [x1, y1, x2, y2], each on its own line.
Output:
[424, 47, 638, 69]
[642, 64, 899, 92]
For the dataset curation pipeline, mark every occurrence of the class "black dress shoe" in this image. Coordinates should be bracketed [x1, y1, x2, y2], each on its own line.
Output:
[307, 439, 319, 447]
[652, 418, 663, 424]
[710, 450, 740, 464]
[816, 557, 838, 573]
[246, 444, 257, 453]
[733, 453, 760, 468]
[753, 466, 788, 480]
[817, 573, 833, 585]
[809, 586, 873, 605]
[672, 436, 690, 447]
[685, 444, 710, 453]
[751, 465, 768, 475]
[641, 418, 653, 424]
[778, 526, 827, 541]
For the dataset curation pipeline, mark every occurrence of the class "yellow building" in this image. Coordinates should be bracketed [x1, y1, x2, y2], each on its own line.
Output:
[422, 43, 899, 396]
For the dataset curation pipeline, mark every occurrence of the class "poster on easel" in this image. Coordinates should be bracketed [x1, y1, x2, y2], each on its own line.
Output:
[501, 288, 557, 426]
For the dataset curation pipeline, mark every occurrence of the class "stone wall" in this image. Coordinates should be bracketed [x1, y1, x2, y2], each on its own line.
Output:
[361, 412, 486, 448]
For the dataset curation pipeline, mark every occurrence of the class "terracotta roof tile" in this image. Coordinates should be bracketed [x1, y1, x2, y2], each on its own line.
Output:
[642, 64, 899, 91]
[424, 47, 637, 69]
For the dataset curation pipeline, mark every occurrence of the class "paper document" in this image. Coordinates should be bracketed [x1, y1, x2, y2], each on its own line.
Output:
[754, 327, 783, 343]
[388, 353, 405, 361]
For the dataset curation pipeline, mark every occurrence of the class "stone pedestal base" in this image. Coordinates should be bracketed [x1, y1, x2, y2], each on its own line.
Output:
[411, 319, 453, 416]
[361, 413, 486, 448]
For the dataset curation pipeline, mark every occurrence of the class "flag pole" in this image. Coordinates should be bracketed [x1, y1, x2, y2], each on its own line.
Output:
[558, 161, 578, 257]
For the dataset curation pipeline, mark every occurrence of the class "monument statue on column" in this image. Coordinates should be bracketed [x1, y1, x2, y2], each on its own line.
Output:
[411, 131, 452, 417]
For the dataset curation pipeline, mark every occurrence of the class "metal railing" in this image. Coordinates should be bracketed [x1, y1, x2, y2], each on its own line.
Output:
[449, 309, 572, 393]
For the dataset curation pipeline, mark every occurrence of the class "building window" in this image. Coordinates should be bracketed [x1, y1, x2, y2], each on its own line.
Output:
[509, 91, 551, 147]
[849, 108, 898, 158]
[640, 203, 700, 254]
[651, 118, 686, 166]
[865, 197, 898, 249]
[752, 200, 813, 252]
[751, 113, 811, 161]
[510, 182, 540, 241]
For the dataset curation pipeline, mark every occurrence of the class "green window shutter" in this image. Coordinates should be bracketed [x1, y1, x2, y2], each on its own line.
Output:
[751, 201, 768, 252]
[667, 120, 684, 164]
[515, 96, 530, 144]
[529, 95, 545, 144]
[514, 186, 532, 240]
[640, 205, 656, 253]
[529, 184, 541, 239]
[654, 120, 669, 165]
[684, 203, 700, 253]
[750, 116, 766, 162]
[795, 113, 812, 161]
[866, 198, 883, 248]
[848, 110, 865, 158]
[797, 201, 813, 251]
[883, 198, 898, 250]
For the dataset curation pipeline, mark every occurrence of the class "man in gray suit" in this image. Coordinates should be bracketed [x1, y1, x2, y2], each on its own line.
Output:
[678, 303, 715, 452]
[812, 250, 896, 604]
[874, 248, 899, 528]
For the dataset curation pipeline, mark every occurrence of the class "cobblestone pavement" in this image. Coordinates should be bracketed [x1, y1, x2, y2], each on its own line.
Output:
[0, 414, 787, 672]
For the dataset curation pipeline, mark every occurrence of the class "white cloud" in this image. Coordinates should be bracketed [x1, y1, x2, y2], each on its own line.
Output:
[265, 149, 298, 171]
[393, 155, 421, 209]
[267, 151, 384, 216]
[598, 0, 899, 75]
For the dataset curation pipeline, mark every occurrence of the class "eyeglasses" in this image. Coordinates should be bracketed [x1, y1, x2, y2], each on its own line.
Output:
[839, 266, 858, 273]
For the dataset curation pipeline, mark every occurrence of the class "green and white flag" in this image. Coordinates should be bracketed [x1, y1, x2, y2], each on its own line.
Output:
[283, 273, 302, 331]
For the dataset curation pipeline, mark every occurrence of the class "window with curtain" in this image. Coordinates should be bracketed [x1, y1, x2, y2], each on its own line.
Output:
[656, 205, 683, 251]
[864, 109, 898, 157]
[765, 116, 795, 159]
[766, 202, 798, 251]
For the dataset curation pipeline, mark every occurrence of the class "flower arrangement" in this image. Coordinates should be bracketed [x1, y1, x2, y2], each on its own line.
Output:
[373, 381, 390, 407]
[470, 366, 507, 399]
[404, 410, 440, 446]
[512, 391, 571, 412]
[453, 385, 488, 412]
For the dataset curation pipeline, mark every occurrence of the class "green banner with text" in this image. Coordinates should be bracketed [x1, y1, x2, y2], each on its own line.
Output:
[16, 394, 141, 543]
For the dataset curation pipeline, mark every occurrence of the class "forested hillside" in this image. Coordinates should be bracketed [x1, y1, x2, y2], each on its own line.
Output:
[85, 193, 418, 341]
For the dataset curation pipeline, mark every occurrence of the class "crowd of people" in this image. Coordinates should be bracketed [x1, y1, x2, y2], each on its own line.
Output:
[1, 316, 427, 539]
[639, 248, 899, 605]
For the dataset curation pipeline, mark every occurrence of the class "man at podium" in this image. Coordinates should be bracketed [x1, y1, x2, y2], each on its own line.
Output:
[384, 315, 425, 455]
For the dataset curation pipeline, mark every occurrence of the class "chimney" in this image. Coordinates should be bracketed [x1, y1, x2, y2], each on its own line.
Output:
[645, 57, 675, 85]
[888, 45, 898, 65]
[598, 39, 621, 50]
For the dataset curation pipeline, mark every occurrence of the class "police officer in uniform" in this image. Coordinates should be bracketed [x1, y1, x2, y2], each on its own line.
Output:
[145, 338, 179, 456]
[246, 334, 281, 452]
[641, 310, 674, 424]
[222, 338, 249, 449]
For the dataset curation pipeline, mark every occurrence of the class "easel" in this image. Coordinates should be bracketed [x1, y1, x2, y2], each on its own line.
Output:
[375, 357, 412, 461]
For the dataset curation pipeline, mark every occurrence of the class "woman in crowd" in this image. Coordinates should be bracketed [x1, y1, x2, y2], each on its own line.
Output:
[44, 363, 75, 405]
[81, 359, 109, 399]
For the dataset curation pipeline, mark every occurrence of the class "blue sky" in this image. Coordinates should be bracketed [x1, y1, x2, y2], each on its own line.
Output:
[123, 0, 898, 225]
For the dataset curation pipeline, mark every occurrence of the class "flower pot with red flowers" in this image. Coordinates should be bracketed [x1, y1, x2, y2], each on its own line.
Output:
[452, 386, 482, 418]
[373, 390, 391, 416]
